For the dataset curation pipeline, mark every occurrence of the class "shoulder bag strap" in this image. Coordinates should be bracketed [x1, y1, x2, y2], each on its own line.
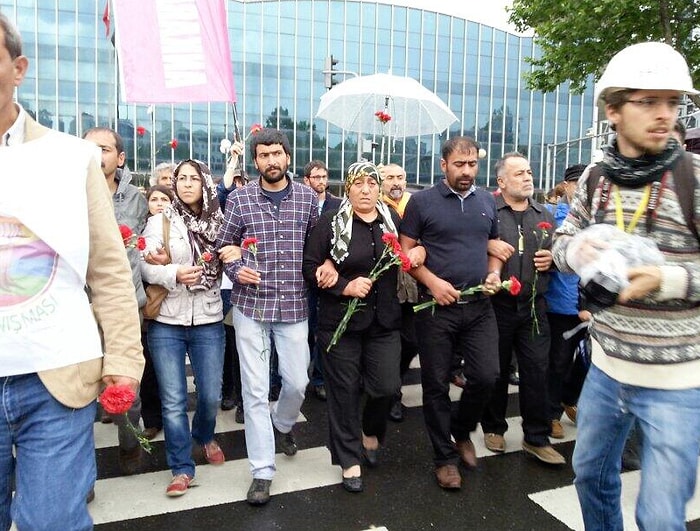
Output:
[162, 215, 172, 264]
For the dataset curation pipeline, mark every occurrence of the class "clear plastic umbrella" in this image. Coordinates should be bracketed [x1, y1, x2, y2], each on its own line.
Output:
[316, 73, 459, 138]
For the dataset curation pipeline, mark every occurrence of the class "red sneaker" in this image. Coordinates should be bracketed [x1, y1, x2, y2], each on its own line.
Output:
[166, 474, 195, 497]
[202, 440, 225, 465]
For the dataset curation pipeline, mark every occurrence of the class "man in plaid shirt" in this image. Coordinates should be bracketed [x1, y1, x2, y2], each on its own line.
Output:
[217, 128, 318, 506]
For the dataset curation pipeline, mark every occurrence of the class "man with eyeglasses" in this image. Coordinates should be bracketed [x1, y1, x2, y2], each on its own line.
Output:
[302, 160, 341, 402]
[553, 42, 700, 529]
[303, 160, 341, 216]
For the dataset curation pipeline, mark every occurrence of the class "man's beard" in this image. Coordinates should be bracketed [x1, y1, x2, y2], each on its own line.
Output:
[388, 187, 403, 200]
[261, 164, 288, 184]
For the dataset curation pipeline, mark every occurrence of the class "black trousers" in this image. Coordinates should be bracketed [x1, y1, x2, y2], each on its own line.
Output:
[482, 296, 551, 447]
[399, 302, 419, 377]
[318, 323, 401, 469]
[139, 322, 162, 429]
[546, 312, 587, 419]
[221, 322, 242, 403]
[415, 299, 499, 467]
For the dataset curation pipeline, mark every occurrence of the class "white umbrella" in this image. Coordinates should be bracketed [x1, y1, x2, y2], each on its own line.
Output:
[316, 73, 459, 138]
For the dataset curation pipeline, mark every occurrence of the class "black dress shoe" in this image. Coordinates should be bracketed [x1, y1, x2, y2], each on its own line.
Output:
[221, 397, 236, 411]
[235, 404, 245, 424]
[388, 399, 404, 422]
[362, 447, 379, 467]
[142, 427, 161, 440]
[342, 476, 363, 493]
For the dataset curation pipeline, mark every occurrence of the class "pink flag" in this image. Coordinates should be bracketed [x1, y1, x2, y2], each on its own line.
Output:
[111, 0, 236, 103]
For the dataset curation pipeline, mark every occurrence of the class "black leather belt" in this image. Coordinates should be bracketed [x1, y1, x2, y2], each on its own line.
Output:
[456, 292, 487, 304]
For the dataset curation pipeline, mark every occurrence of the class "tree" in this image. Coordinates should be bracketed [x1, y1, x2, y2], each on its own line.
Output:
[508, 0, 700, 95]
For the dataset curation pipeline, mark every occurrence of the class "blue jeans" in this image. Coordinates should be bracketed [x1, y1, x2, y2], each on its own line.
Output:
[0, 373, 96, 531]
[573, 364, 700, 531]
[148, 321, 224, 477]
[232, 307, 310, 480]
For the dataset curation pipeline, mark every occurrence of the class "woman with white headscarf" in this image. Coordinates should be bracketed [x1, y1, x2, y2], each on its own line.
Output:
[140, 159, 225, 497]
[303, 161, 402, 493]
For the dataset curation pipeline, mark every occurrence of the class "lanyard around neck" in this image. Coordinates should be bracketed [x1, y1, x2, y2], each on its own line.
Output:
[613, 184, 650, 233]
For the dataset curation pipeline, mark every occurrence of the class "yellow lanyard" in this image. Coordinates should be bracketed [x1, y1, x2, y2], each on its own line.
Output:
[613, 184, 651, 233]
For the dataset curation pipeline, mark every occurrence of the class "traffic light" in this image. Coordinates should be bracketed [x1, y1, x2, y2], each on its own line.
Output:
[324, 55, 339, 89]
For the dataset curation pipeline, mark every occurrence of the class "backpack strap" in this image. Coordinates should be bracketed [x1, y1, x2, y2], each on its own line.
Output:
[585, 165, 610, 224]
[672, 152, 699, 243]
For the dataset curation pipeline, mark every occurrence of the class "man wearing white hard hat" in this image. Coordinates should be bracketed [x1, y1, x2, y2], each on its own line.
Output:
[552, 41, 700, 530]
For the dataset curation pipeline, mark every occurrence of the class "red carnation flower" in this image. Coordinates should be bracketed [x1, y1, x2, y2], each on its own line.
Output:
[242, 237, 259, 250]
[169, 139, 178, 149]
[100, 385, 136, 415]
[119, 224, 133, 242]
[250, 124, 262, 135]
[136, 126, 146, 136]
[381, 233, 399, 246]
[507, 275, 522, 296]
[537, 221, 553, 231]
[136, 236, 146, 251]
[399, 252, 412, 272]
[375, 110, 392, 124]
[201, 251, 213, 263]
[99, 385, 153, 454]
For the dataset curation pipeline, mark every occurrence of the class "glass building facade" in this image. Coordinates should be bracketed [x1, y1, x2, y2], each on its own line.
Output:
[2, 0, 595, 190]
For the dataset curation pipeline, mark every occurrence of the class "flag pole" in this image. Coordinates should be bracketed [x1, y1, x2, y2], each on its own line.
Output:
[230, 102, 243, 168]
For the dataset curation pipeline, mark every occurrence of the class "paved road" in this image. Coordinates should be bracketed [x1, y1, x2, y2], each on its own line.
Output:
[90, 365, 700, 531]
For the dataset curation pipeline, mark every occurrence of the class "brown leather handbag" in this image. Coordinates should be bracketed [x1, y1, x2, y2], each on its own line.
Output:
[143, 216, 171, 320]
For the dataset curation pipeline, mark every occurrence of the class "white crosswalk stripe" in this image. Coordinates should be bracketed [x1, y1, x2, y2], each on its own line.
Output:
[89, 447, 338, 525]
[530, 468, 700, 531]
[88, 374, 700, 530]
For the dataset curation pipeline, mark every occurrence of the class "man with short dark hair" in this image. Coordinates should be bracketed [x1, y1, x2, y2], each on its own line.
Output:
[303, 160, 341, 215]
[0, 14, 143, 529]
[400, 136, 504, 489]
[302, 159, 341, 401]
[218, 128, 319, 505]
[553, 42, 700, 529]
[84, 126, 148, 475]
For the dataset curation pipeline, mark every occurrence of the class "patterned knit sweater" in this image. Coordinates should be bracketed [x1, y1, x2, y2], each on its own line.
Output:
[552, 154, 700, 389]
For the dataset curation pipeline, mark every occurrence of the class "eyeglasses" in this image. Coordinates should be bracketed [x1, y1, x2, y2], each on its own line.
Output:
[624, 97, 682, 111]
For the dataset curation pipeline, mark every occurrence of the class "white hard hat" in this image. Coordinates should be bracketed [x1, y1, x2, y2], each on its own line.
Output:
[594, 42, 698, 104]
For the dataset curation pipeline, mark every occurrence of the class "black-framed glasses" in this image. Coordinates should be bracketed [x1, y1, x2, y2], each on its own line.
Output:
[624, 97, 682, 111]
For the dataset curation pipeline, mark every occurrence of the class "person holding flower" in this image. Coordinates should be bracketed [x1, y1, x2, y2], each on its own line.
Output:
[216, 128, 319, 506]
[303, 161, 403, 493]
[400, 136, 504, 490]
[0, 16, 144, 529]
[84, 126, 149, 476]
[480, 152, 563, 465]
[140, 159, 225, 497]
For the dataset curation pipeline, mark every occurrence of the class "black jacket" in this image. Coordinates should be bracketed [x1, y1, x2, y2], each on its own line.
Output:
[303, 209, 402, 332]
[493, 194, 555, 302]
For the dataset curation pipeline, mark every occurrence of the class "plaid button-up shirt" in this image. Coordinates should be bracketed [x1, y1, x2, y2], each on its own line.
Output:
[217, 177, 319, 322]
